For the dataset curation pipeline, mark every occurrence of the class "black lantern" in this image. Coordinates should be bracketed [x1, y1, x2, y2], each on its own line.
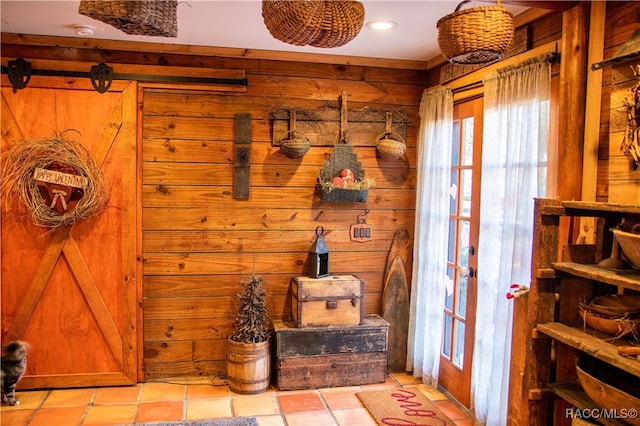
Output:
[309, 226, 329, 278]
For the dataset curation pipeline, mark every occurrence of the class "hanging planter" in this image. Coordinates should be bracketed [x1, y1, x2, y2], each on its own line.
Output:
[436, 0, 514, 65]
[262, 0, 365, 48]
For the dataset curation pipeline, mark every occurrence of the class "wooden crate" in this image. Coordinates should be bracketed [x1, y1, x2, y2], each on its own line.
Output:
[273, 315, 389, 390]
[291, 275, 364, 327]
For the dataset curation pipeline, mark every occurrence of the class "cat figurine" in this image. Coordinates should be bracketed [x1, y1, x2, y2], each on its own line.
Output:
[1, 340, 28, 406]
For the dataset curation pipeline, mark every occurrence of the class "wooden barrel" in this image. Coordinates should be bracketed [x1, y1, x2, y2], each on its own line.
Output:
[227, 338, 271, 394]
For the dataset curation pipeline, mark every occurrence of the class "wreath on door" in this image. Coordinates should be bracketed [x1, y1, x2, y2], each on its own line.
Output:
[1, 134, 110, 229]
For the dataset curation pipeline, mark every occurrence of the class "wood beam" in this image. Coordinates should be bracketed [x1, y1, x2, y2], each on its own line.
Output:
[556, 2, 590, 205]
[579, 1, 606, 243]
[500, 1, 579, 11]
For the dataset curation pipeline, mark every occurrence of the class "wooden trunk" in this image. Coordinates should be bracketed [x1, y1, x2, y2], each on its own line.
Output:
[291, 275, 364, 327]
[273, 315, 388, 390]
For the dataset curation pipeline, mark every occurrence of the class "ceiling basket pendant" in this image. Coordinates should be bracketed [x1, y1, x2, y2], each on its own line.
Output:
[262, 0, 365, 49]
[78, 0, 178, 38]
[436, 0, 514, 65]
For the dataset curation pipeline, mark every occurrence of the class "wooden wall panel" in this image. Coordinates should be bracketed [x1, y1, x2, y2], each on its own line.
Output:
[140, 63, 423, 380]
[599, 2, 640, 202]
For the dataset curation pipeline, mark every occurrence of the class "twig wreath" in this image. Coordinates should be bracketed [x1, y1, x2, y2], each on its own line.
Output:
[1, 134, 110, 229]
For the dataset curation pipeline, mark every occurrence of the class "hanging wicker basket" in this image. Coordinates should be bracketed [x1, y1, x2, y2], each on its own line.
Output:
[262, 0, 365, 48]
[376, 132, 406, 161]
[78, 0, 178, 37]
[278, 130, 311, 159]
[436, 0, 514, 65]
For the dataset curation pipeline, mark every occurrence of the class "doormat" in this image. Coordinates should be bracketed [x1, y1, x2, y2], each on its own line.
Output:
[132, 417, 258, 426]
[357, 388, 456, 426]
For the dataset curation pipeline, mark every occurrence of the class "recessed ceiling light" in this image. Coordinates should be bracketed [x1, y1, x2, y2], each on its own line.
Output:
[74, 24, 95, 36]
[365, 21, 398, 31]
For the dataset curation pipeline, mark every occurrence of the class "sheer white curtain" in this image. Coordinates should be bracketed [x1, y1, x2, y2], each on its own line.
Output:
[471, 56, 550, 425]
[407, 87, 453, 385]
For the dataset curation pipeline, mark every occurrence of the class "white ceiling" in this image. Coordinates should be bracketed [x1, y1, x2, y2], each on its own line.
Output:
[0, 0, 530, 63]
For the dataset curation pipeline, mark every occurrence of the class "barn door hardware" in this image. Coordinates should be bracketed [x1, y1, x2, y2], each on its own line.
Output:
[90, 63, 114, 93]
[234, 113, 252, 200]
[1, 58, 249, 93]
[6, 58, 31, 92]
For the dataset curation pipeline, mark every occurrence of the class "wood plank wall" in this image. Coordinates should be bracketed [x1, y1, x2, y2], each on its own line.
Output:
[139, 75, 423, 379]
[599, 1, 640, 203]
[0, 35, 427, 380]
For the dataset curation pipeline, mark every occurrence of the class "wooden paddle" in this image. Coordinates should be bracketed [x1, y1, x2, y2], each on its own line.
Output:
[384, 228, 412, 291]
[381, 255, 410, 372]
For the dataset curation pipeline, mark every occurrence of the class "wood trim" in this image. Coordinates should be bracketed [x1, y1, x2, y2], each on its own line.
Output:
[19, 372, 135, 389]
[5, 227, 70, 341]
[1, 94, 24, 142]
[1, 33, 428, 70]
[63, 236, 124, 365]
[579, 1, 606, 243]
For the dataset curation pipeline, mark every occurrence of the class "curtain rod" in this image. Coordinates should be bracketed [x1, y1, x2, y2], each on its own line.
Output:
[451, 50, 560, 94]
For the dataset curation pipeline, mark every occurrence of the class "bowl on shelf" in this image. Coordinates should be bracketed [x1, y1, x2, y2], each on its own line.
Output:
[581, 295, 640, 337]
[613, 228, 640, 269]
[576, 355, 640, 426]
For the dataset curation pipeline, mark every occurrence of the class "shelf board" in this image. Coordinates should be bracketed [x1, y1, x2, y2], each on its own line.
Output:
[552, 262, 640, 291]
[549, 382, 629, 426]
[541, 201, 640, 216]
[536, 322, 640, 378]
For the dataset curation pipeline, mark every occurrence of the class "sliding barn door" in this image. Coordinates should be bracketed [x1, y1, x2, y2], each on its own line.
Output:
[1, 76, 139, 388]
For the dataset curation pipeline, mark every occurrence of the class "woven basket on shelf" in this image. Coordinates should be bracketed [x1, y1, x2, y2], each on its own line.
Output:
[319, 143, 368, 203]
[262, 0, 365, 48]
[78, 0, 178, 37]
[376, 132, 406, 160]
[278, 130, 311, 159]
[436, 0, 514, 65]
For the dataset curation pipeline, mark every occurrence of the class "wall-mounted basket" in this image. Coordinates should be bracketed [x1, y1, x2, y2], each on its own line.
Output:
[377, 132, 406, 160]
[278, 130, 311, 159]
[78, 0, 178, 37]
[436, 0, 514, 65]
[376, 112, 406, 160]
[318, 142, 369, 203]
[275, 111, 310, 159]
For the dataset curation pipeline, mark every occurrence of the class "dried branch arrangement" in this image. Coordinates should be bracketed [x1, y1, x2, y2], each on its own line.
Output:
[1, 135, 109, 229]
[230, 272, 270, 344]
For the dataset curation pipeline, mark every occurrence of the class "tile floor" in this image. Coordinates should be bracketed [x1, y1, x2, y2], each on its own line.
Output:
[1, 373, 474, 426]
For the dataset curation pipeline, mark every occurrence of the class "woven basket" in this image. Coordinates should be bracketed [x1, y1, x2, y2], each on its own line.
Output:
[278, 130, 311, 159]
[436, 0, 514, 64]
[319, 143, 368, 203]
[79, 0, 178, 37]
[376, 132, 406, 160]
[262, 0, 364, 48]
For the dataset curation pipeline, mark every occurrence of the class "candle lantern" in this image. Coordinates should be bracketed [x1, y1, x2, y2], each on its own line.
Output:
[309, 226, 330, 278]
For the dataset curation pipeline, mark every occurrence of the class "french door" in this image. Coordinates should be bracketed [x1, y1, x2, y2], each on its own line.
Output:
[437, 97, 482, 407]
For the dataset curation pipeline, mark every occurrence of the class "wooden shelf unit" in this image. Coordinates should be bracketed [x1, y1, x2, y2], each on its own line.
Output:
[507, 198, 640, 426]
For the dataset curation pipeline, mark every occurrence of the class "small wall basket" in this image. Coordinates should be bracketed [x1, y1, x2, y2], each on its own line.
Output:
[78, 0, 178, 37]
[436, 0, 514, 65]
[278, 130, 311, 159]
[376, 112, 406, 160]
[376, 132, 406, 161]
